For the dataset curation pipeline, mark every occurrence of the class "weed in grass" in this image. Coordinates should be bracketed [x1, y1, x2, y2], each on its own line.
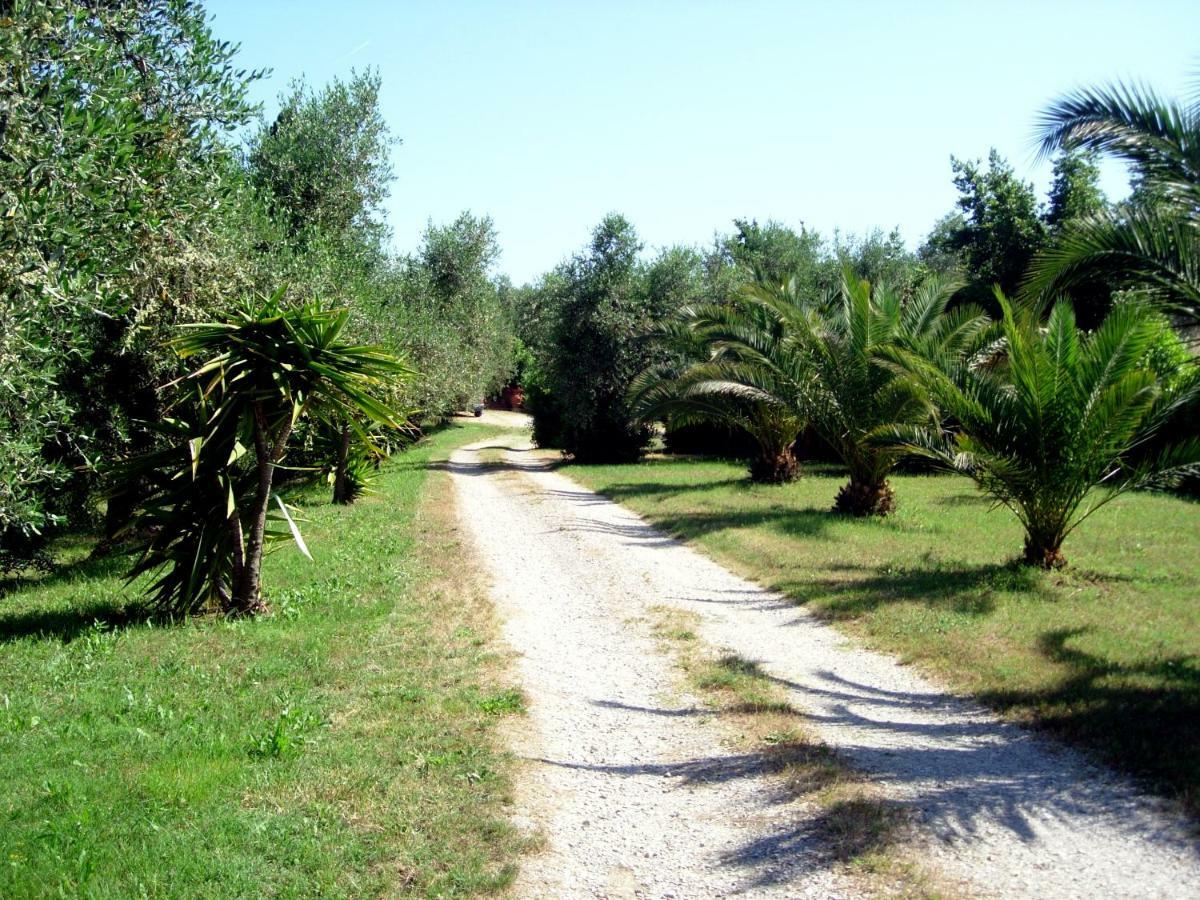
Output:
[476, 688, 526, 715]
[248, 706, 326, 760]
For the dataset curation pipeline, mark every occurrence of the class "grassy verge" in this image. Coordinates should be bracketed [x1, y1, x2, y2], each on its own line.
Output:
[646, 605, 945, 899]
[0, 422, 525, 897]
[567, 457, 1200, 811]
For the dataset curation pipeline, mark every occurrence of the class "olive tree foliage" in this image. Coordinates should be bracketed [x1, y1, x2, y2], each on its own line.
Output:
[243, 71, 407, 501]
[246, 76, 514, 429]
[0, 0, 262, 568]
[248, 71, 392, 247]
[921, 150, 1046, 306]
[922, 147, 1111, 323]
[1044, 150, 1107, 232]
[704, 219, 928, 307]
[243, 70, 399, 344]
[527, 215, 696, 462]
[357, 213, 516, 422]
[704, 218, 828, 302]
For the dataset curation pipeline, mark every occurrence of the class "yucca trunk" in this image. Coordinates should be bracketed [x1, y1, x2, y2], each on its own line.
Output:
[834, 476, 896, 517]
[331, 422, 353, 504]
[749, 445, 799, 484]
[228, 402, 292, 616]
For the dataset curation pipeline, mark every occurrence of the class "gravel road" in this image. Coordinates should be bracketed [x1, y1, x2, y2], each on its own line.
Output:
[449, 433, 1200, 899]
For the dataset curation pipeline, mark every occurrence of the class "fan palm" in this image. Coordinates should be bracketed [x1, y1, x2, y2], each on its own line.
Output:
[1026, 78, 1200, 324]
[630, 285, 813, 483]
[760, 268, 980, 516]
[886, 295, 1200, 568]
[120, 290, 414, 615]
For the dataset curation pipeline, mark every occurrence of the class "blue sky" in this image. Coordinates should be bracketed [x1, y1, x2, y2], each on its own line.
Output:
[207, 1, 1197, 284]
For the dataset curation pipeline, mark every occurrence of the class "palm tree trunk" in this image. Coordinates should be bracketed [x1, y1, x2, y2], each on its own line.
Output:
[749, 445, 799, 484]
[331, 422, 353, 504]
[1022, 531, 1067, 568]
[834, 476, 896, 517]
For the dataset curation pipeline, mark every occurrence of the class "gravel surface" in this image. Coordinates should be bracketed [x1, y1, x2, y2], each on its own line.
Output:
[449, 434, 1200, 899]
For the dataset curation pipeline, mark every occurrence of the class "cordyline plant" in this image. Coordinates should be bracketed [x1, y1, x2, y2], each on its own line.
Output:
[884, 293, 1200, 568]
[118, 290, 414, 615]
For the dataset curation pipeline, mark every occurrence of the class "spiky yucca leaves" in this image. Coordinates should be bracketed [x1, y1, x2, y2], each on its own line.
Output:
[630, 283, 813, 483]
[121, 290, 414, 615]
[886, 295, 1200, 567]
[751, 269, 981, 516]
[1028, 78, 1200, 323]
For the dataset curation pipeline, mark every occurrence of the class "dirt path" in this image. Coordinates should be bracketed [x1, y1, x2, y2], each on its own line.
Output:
[449, 433, 1200, 899]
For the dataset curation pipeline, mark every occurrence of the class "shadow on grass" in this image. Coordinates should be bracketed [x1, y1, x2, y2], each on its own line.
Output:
[976, 627, 1200, 812]
[0, 544, 128, 601]
[0, 542, 168, 644]
[583, 478, 752, 499]
[777, 558, 1045, 619]
[0, 598, 156, 645]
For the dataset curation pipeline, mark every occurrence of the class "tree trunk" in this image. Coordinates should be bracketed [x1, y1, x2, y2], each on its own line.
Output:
[91, 485, 139, 559]
[228, 402, 291, 616]
[331, 422, 353, 505]
[1023, 533, 1067, 569]
[749, 446, 799, 484]
[834, 477, 896, 517]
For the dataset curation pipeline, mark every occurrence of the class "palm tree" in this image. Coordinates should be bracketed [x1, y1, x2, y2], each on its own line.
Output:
[769, 269, 980, 516]
[121, 290, 414, 615]
[630, 287, 813, 483]
[632, 367, 806, 484]
[886, 295, 1200, 568]
[1026, 78, 1200, 324]
[633, 269, 982, 509]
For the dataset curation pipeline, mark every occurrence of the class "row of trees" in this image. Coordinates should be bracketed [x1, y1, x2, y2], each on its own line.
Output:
[518, 215, 932, 462]
[1, 2, 518, 579]
[522, 70, 1200, 569]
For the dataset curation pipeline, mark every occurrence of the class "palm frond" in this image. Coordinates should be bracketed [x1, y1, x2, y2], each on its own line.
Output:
[1024, 206, 1200, 323]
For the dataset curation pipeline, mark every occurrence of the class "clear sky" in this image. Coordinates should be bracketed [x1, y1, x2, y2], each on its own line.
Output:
[206, 0, 1197, 284]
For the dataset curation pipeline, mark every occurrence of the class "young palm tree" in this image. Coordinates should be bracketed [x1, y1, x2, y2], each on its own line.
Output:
[122, 290, 414, 615]
[764, 269, 980, 516]
[630, 288, 812, 483]
[886, 295, 1200, 568]
[1026, 78, 1200, 324]
[631, 364, 808, 483]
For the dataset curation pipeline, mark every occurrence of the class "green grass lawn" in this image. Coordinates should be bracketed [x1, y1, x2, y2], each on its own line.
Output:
[565, 456, 1200, 811]
[0, 422, 524, 898]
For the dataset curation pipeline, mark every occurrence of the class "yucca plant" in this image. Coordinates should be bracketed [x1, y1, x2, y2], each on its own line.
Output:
[119, 290, 414, 615]
[630, 289, 812, 483]
[1026, 77, 1200, 324]
[886, 295, 1200, 567]
[756, 268, 982, 516]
